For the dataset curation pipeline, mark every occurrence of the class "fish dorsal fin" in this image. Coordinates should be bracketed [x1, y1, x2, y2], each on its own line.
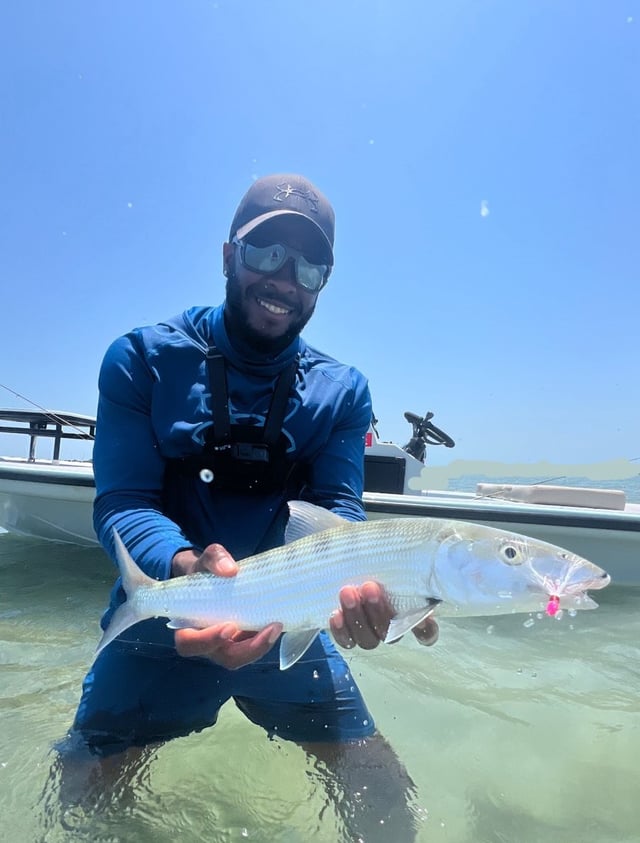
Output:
[279, 629, 321, 670]
[284, 501, 347, 544]
[384, 599, 441, 644]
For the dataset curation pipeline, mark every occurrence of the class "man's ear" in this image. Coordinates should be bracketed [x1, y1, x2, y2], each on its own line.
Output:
[222, 241, 234, 277]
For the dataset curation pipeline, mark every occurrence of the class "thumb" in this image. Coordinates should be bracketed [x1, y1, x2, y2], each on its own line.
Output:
[198, 543, 238, 577]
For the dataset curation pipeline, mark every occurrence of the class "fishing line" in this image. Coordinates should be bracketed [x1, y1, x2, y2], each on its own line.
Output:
[0, 382, 95, 440]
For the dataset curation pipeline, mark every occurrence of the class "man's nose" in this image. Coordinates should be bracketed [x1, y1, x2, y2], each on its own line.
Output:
[266, 258, 297, 285]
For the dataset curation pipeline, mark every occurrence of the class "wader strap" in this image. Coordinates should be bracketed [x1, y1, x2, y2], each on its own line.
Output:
[205, 346, 298, 448]
[205, 347, 231, 444]
[165, 349, 305, 495]
[262, 357, 299, 446]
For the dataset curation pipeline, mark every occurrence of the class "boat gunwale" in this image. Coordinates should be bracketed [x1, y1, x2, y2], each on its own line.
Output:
[364, 493, 640, 533]
[1, 461, 638, 534]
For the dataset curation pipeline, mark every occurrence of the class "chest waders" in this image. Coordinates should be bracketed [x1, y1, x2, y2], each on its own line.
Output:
[165, 347, 306, 495]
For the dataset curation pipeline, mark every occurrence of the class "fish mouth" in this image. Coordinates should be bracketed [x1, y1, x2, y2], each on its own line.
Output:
[532, 559, 611, 595]
[549, 570, 611, 612]
[558, 570, 611, 594]
[531, 565, 610, 613]
[573, 593, 600, 610]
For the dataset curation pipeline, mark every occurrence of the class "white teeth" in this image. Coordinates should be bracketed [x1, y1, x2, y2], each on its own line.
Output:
[257, 298, 290, 315]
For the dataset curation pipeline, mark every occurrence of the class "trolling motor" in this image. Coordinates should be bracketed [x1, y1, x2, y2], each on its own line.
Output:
[402, 411, 455, 463]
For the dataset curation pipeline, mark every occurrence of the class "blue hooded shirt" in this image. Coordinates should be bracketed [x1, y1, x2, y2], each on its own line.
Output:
[93, 304, 372, 624]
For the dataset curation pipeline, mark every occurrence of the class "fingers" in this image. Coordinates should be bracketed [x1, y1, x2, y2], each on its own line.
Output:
[171, 543, 239, 578]
[174, 622, 282, 669]
[331, 582, 393, 651]
[172, 545, 272, 668]
[197, 543, 238, 577]
[329, 583, 441, 652]
[412, 616, 439, 647]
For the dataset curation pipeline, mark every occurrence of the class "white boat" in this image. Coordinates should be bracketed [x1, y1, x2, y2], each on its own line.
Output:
[0, 410, 97, 546]
[1, 409, 638, 585]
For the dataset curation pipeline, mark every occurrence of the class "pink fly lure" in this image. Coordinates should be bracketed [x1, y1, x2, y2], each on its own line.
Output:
[546, 595, 561, 616]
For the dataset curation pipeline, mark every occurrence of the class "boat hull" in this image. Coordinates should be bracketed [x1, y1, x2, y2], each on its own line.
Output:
[1, 460, 638, 585]
[0, 460, 97, 546]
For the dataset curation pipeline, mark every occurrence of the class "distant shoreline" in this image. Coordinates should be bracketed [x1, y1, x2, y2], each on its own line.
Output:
[410, 458, 639, 491]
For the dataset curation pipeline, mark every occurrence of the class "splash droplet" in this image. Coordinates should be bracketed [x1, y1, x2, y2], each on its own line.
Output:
[199, 468, 214, 484]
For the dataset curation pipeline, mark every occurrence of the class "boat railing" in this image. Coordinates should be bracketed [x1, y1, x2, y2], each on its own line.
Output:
[0, 409, 96, 462]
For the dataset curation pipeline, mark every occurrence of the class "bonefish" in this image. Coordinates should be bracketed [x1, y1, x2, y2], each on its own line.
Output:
[97, 500, 610, 669]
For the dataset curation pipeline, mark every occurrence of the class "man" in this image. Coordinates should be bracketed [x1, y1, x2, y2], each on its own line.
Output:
[64, 174, 438, 836]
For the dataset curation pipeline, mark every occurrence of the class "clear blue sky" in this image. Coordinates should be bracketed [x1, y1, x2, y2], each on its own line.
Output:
[1, 1, 638, 464]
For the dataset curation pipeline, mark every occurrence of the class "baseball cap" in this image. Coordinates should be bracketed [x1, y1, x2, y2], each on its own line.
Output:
[229, 174, 335, 264]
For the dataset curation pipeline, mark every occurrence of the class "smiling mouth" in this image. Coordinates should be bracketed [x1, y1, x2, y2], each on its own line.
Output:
[256, 297, 293, 316]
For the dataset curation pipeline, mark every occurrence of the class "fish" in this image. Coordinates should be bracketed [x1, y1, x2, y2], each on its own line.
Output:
[97, 500, 610, 669]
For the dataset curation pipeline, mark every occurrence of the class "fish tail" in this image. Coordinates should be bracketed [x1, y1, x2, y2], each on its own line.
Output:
[95, 601, 140, 657]
[112, 528, 155, 596]
[94, 528, 153, 656]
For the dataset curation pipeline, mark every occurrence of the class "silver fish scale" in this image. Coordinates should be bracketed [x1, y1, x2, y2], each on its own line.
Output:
[100, 507, 608, 659]
[133, 518, 441, 631]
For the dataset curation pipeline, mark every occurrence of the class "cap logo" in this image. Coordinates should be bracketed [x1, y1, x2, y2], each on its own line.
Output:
[273, 182, 319, 214]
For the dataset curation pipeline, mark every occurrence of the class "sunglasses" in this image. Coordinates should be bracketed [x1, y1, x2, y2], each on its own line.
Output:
[232, 237, 330, 292]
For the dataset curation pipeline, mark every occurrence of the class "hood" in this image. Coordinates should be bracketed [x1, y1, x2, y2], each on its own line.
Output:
[160, 305, 305, 377]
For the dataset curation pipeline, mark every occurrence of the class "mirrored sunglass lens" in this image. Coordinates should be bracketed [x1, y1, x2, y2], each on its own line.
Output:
[241, 240, 326, 289]
[297, 256, 326, 291]
[244, 242, 287, 273]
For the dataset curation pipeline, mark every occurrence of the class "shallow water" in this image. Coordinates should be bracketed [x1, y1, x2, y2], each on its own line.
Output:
[1, 525, 639, 841]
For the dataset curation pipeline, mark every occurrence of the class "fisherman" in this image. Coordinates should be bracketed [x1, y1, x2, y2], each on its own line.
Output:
[60, 173, 438, 837]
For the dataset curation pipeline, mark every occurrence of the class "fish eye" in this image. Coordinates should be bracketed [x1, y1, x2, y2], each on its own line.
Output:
[500, 543, 523, 566]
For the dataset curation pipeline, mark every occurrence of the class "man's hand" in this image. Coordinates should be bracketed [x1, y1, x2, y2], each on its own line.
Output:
[171, 544, 282, 669]
[329, 581, 439, 650]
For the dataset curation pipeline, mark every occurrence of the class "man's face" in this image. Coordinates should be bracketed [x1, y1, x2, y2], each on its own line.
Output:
[223, 217, 328, 353]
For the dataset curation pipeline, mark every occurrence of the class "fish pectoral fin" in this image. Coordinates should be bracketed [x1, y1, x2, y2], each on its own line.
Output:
[279, 629, 321, 670]
[384, 599, 442, 644]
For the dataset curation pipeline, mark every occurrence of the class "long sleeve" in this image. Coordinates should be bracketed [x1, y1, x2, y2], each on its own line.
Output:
[92, 333, 193, 580]
[92, 309, 373, 587]
[303, 367, 372, 524]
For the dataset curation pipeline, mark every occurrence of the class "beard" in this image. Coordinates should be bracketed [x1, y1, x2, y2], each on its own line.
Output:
[224, 272, 316, 354]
